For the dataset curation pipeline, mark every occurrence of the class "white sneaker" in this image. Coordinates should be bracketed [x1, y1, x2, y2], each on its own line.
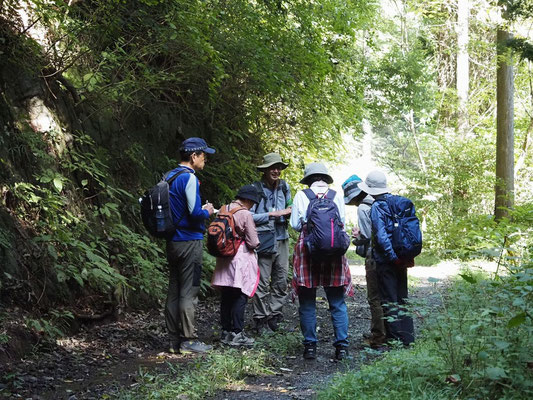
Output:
[228, 331, 254, 347]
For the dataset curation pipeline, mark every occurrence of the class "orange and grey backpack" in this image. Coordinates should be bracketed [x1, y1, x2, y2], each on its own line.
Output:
[206, 205, 246, 257]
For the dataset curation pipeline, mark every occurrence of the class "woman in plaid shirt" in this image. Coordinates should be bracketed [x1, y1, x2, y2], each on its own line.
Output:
[290, 163, 353, 361]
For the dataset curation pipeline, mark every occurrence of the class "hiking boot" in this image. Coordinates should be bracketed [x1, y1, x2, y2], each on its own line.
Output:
[180, 340, 213, 354]
[220, 330, 232, 345]
[168, 341, 180, 354]
[228, 331, 254, 347]
[267, 314, 282, 332]
[362, 332, 373, 339]
[363, 334, 388, 349]
[303, 343, 317, 360]
[254, 318, 269, 335]
[335, 345, 350, 361]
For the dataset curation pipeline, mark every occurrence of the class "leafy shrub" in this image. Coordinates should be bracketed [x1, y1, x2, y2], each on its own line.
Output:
[318, 261, 533, 399]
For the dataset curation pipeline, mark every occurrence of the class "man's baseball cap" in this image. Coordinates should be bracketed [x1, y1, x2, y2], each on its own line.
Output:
[180, 137, 216, 154]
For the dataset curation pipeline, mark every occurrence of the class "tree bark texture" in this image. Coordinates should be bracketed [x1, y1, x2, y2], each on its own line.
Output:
[495, 28, 514, 220]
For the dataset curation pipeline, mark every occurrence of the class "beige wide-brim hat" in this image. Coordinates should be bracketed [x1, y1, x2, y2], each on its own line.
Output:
[256, 153, 289, 170]
[300, 162, 333, 185]
[357, 170, 390, 196]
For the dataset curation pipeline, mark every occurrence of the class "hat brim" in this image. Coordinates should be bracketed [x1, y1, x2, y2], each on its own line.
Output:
[237, 194, 260, 204]
[357, 181, 390, 196]
[204, 147, 216, 154]
[257, 161, 289, 171]
[300, 174, 333, 185]
[344, 189, 362, 204]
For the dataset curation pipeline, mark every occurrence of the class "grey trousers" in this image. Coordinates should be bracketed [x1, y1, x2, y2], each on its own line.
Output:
[165, 240, 203, 342]
[365, 255, 386, 338]
[252, 239, 289, 320]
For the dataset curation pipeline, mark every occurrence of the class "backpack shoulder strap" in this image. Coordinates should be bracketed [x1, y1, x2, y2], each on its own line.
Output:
[303, 188, 315, 201]
[324, 189, 336, 200]
[164, 168, 191, 185]
[228, 206, 247, 215]
[280, 179, 290, 198]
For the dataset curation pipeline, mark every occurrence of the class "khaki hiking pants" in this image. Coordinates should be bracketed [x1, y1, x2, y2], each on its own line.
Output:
[252, 239, 289, 321]
[365, 255, 386, 338]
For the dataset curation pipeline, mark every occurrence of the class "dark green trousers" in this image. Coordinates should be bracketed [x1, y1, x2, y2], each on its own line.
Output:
[165, 240, 203, 342]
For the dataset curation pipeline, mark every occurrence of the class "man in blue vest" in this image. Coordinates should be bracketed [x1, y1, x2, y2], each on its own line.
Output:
[166, 137, 215, 354]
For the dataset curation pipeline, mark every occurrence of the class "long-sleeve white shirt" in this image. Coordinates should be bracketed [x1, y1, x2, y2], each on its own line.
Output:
[290, 181, 346, 232]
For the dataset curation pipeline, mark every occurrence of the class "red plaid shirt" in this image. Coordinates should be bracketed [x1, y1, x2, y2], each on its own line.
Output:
[291, 229, 354, 300]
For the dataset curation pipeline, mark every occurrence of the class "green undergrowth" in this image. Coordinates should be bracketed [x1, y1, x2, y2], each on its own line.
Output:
[117, 349, 271, 400]
[115, 331, 302, 400]
[317, 262, 533, 400]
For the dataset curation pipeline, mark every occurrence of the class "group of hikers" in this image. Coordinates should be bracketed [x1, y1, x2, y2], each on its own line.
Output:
[158, 136, 417, 360]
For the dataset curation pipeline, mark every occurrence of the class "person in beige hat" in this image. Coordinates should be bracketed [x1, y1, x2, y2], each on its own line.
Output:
[250, 153, 292, 334]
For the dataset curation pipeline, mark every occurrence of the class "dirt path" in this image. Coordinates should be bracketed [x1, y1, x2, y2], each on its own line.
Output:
[0, 262, 463, 399]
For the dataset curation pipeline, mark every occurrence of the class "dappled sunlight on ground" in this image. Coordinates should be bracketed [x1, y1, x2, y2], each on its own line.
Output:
[350, 259, 500, 287]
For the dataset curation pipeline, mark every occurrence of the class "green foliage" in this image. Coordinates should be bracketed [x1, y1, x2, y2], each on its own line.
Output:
[443, 203, 533, 260]
[254, 330, 302, 357]
[22, 0, 378, 198]
[117, 349, 272, 399]
[110, 224, 167, 301]
[24, 309, 74, 340]
[5, 130, 166, 303]
[200, 250, 216, 297]
[318, 262, 533, 399]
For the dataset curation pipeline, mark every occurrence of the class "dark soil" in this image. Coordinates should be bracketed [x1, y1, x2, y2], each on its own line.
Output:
[0, 268, 443, 399]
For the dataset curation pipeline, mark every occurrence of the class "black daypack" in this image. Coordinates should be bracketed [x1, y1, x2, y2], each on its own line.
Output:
[139, 169, 190, 239]
[303, 189, 350, 258]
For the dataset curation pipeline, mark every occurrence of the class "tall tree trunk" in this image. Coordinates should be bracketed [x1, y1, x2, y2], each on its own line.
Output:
[456, 0, 469, 133]
[494, 28, 514, 221]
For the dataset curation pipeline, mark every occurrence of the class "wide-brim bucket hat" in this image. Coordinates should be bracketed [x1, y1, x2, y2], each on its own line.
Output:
[342, 174, 363, 204]
[300, 162, 333, 185]
[357, 170, 390, 196]
[256, 153, 289, 170]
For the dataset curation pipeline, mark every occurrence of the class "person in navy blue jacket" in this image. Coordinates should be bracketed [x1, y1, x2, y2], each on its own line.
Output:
[165, 137, 215, 354]
[357, 170, 415, 346]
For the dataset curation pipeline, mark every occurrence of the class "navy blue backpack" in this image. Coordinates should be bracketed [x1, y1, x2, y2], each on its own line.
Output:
[303, 189, 350, 258]
[382, 195, 423, 259]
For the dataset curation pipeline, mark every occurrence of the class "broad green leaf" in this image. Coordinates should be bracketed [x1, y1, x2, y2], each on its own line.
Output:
[53, 177, 63, 192]
[485, 367, 507, 380]
[47, 244, 58, 260]
[56, 270, 67, 283]
[507, 313, 526, 328]
[459, 273, 477, 284]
